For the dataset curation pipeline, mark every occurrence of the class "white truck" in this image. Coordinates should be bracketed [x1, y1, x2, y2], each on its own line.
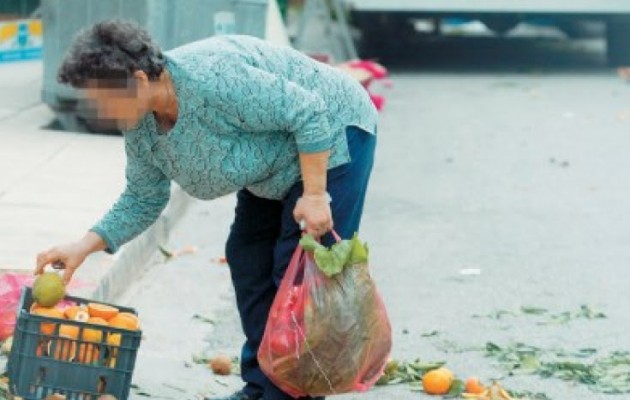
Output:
[347, 0, 630, 65]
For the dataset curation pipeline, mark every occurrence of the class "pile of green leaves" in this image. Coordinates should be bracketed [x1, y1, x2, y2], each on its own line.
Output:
[376, 359, 446, 386]
[376, 359, 465, 397]
[485, 342, 630, 393]
[473, 305, 606, 325]
[299, 233, 368, 277]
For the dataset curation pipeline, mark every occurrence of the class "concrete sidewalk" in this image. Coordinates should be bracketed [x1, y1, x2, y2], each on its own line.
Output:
[0, 59, 192, 303]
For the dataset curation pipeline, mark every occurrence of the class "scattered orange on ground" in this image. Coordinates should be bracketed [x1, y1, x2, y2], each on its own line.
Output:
[422, 367, 455, 395]
[465, 377, 486, 395]
[209, 354, 232, 375]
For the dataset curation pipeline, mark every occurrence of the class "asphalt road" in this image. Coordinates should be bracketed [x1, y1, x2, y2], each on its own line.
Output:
[123, 33, 630, 400]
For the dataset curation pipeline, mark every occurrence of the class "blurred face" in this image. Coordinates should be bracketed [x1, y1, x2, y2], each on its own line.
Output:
[81, 72, 152, 131]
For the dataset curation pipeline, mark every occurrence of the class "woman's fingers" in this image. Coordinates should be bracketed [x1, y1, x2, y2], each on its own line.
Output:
[35, 248, 59, 275]
[293, 193, 333, 238]
[299, 216, 333, 237]
[62, 267, 75, 285]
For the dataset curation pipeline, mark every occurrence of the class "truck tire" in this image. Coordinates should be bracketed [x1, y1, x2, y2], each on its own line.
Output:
[558, 21, 604, 39]
[607, 19, 630, 67]
[482, 15, 519, 35]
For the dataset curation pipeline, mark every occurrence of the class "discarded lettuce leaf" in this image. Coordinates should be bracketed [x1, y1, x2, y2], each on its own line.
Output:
[299, 234, 322, 252]
[348, 233, 369, 265]
[314, 239, 352, 277]
[299, 233, 369, 277]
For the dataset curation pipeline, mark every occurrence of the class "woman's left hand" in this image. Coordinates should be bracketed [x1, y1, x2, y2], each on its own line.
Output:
[293, 192, 333, 238]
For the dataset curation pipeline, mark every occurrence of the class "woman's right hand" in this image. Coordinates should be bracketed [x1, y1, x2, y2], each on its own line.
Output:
[35, 232, 106, 284]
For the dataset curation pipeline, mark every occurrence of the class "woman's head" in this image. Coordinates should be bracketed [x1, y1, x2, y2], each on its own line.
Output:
[58, 19, 166, 130]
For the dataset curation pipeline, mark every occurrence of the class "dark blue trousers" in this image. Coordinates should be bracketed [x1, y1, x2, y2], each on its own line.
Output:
[225, 126, 376, 400]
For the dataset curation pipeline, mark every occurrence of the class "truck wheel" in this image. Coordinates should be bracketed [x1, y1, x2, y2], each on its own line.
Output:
[482, 15, 519, 36]
[559, 21, 603, 39]
[607, 19, 630, 67]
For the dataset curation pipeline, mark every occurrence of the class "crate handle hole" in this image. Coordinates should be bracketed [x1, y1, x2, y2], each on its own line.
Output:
[36, 366, 46, 384]
[97, 376, 107, 393]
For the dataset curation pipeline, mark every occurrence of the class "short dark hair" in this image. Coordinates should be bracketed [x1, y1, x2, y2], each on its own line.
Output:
[58, 19, 166, 87]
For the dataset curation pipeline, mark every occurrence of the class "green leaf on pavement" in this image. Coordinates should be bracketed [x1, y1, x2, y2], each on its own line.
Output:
[192, 314, 215, 324]
[521, 306, 548, 315]
[376, 358, 445, 386]
[446, 379, 465, 397]
[158, 245, 174, 259]
[484, 341, 630, 393]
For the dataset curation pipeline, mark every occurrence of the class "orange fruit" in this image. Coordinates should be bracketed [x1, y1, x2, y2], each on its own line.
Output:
[107, 333, 121, 346]
[36, 340, 48, 357]
[64, 305, 89, 321]
[63, 305, 79, 319]
[77, 343, 101, 364]
[30, 303, 46, 313]
[106, 334, 121, 368]
[48, 324, 79, 361]
[465, 377, 486, 394]
[209, 355, 232, 375]
[58, 324, 79, 339]
[108, 313, 139, 331]
[87, 303, 119, 321]
[119, 312, 140, 328]
[422, 367, 455, 395]
[82, 317, 108, 343]
[51, 339, 76, 361]
[31, 306, 64, 335]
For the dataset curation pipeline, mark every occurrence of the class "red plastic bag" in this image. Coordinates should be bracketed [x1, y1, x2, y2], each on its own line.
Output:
[258, 236, 392, 398]
[0, 272, 87, 340]
[0, 273, 34, 340]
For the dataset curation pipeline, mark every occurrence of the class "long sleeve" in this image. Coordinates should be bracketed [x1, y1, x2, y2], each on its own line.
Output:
[90, 136, 171, 253]
[205, 56, 333, 153]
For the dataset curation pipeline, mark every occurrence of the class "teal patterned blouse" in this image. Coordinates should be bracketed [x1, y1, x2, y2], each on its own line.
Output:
[91, 35, 378, 253]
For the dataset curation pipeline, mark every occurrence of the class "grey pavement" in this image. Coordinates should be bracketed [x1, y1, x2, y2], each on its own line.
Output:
[120, 42, 630, 400]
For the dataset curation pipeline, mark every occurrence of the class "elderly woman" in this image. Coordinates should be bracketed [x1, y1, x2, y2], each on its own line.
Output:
[35, 20, 377, 400]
